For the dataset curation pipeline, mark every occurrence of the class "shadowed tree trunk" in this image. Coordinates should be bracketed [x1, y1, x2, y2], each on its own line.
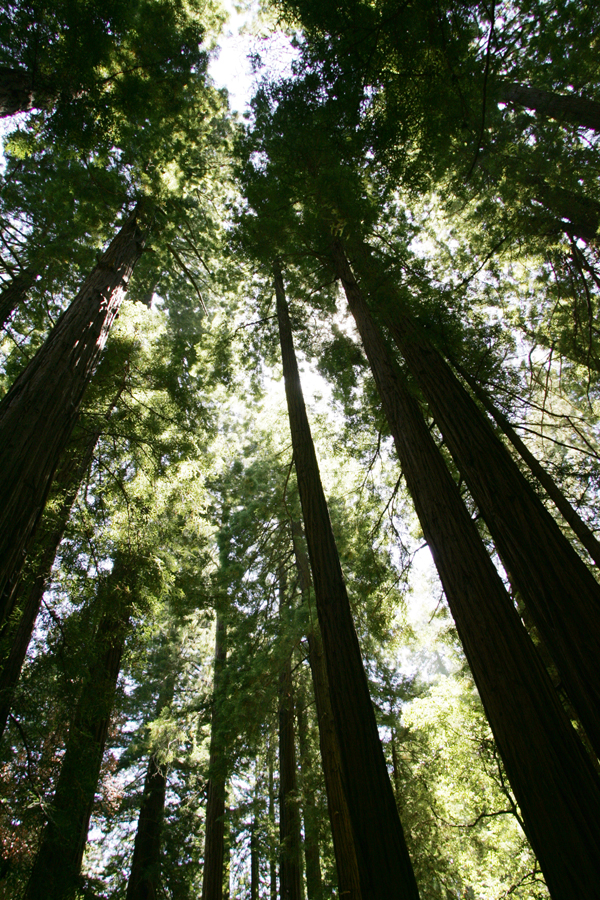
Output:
[269, 733, 277, 900]
[0, 269, 35, 328]
[201, 607, 228, 900]
[0, 371, 128, 739]
[250, 806, 259, 900]
[291, 521, 362, 900]
[278, 566, 304, 900]
[126, 674, 176, 900]
[0, 428, 98, 739]
[24, 559, 133, 900]
[296, 687, 323, 900]
[0, 66, 56, 117]
[274, 261, 420, 900]
[331, 240, 600, 899]
[496, 82, 600, 132]
[0, 206, 146, 606]
[353, 243, 600, 759]
[454, 361, 600, 567]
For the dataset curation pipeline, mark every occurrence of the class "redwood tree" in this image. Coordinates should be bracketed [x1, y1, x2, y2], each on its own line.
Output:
[0, 206, 146, 608]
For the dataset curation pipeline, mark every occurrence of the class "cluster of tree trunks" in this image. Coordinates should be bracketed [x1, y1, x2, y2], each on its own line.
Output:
[24, 560, 133, 900]
[330, 240, 600, 899]
[274, 261, 421, 900]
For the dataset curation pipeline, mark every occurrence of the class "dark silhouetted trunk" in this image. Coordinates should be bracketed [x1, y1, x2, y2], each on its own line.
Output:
[274, 262, 420, 900]
[201, 610, 228, 900]
[496, 82, 600, 133]
[367, 262, 600, 760]
[0, 428, 98, 739]
[0, 269, 35, 328]
[291, 522, 361, 900]
[24, 561, 133, 900]
[455, 362, 600, 567]
[250, 812, 259, 900]
[269, 735, 277, 900]
[0, 66, 56, 117]
[278, 567, 304, 900]
[332, 240, 600, 900]
[0, 207, 146, 605]
[296, 689, 323, 900]
[126, 675, 175, 900]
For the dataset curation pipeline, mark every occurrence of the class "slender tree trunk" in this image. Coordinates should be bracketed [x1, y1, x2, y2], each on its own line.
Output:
[278, 566, 304, 900]
[250, 813, 259, 900]
[274, 262, 420, 900]
[0, 269, 35, 328]
[455, 361, 600, 567]
[331, 240, 600, 899]
[0, 206, 146, 605]
[268, 732, 277, 900]
[496, 81, 600, 133]
[201, 609, 228, 900]
[291, 522, 362, 900]
[0, 428, 98, 739]
[296, 689, 324, 900]
[527, 177, 600, 242]
[126, 676, 176, 900]
[24, 561, 133, 900]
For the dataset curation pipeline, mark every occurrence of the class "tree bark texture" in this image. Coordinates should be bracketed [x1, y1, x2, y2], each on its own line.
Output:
[291, 522, 362, 900]
[279, 652, 304, 900]
[454, 362, 600, 567]
[0, 206, 146, 606]
[0, 426, 99, 739]
[332, 241, 600, 899]
[269, 734, 277, 900]
[0, 269, 35, 328]
[126, 676, 175, 900]
[275, 262, 420, 900]
[374, 277, 600, 761]
[250, 814, 259, 900]
[296, 683, 324, 900]
[24, 564, 132, 900]
[497, 81, 600, 133]
[201, 610, 228, 900]
[278, 564, 304, 900]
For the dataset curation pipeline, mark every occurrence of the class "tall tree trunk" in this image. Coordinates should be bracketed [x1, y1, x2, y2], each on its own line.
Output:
[454, 361, 600, 567]
[0, 428, 98, 739]
[296, 688, 324, 900]
[278, 566, 304, 900]
[24, 561, 133, 900]
[126, 675, 176, 900]
[355, 243, 600, 759]
[0, 206, 146, 605]
[268, 732, 277, 900]
[201, 609, 228, 900]
[291, 522, 362, 900]
[250, 811, 259, 900]
[274, 262, 420, 900]
[331, 240, 600, 899]
[0, 269, 35, 328]
[496, 81, 600, 133]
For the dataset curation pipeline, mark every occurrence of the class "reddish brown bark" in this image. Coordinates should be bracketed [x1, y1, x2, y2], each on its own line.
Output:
[0, 207, 145, 606]
[24, 562, 133, 900]
[455, 362, 600, 567]
[275, 261, 420, 900]
[497, 81, 600, 133]
[291, 522, 362, 900]
[332, 241, 600, 899]
[296, 694, 324, 900]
